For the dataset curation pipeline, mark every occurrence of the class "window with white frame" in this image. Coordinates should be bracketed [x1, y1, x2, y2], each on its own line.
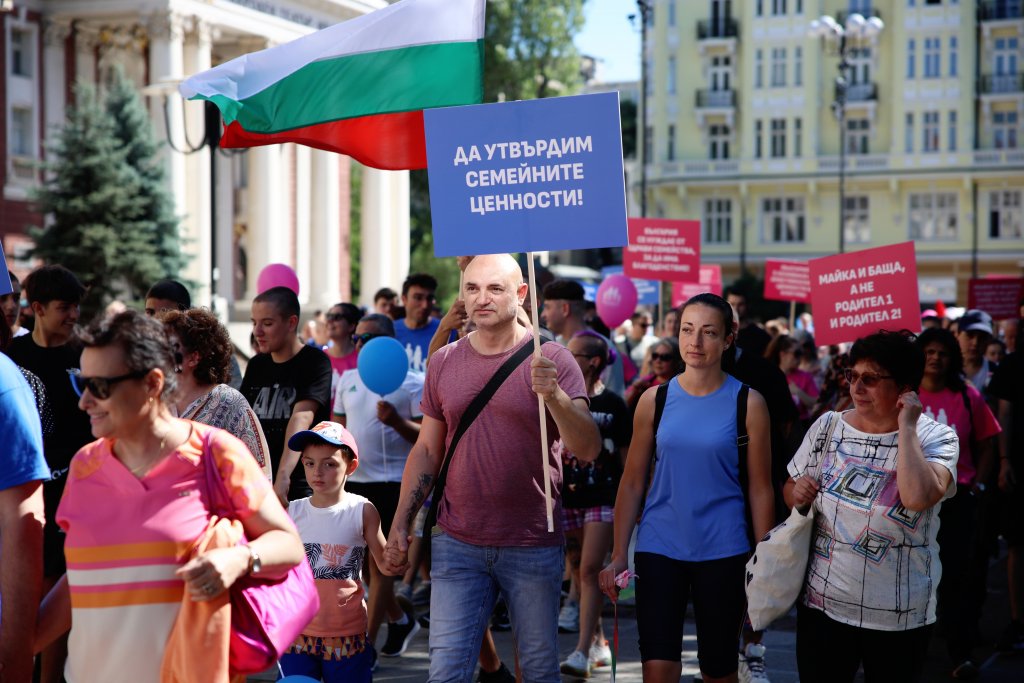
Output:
[849, 47, 872, 86]
[757, 0, 764, 17]
[905, 113, 914, 152]
[755, 119, 764, 158]
[989, 190, 1023, 239]
[771, 47, 787, 87]
[949, 36, 958, 77]
[709, 124, 730, 159]
[994, 110, 1019, 149]
[948, 110, 957, 151]
[794, 117, 802, 156]
[994, 38, 1020, 92]
[668, 0, 676, 27]
[909, 192, 958, 240]
[9, 106, 32, 156]
[755, 49, 764, 88]
[704, 198, 733, 243]
[668, 56, 677, 95]
[924, 37, 941, 78]
[847, 118, 870, 154]
[907, 39, 916, 78]
[844, 195, 871, 244]
[762, 197, 805, 243]
[770, 118, 787, 157]
[772, 0, 788, 15]
[10, 28, 30, 77]
[710, 55, 731, 91]
[923, 111, 940, 152]
[667, 124, 676, 161]
[794, 46, 803, 86]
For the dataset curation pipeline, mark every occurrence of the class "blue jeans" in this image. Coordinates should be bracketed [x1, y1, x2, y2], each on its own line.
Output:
[427, 530, 564, 683]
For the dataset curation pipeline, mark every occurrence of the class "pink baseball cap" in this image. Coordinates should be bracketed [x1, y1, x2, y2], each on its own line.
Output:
[288, 421, 359, 463]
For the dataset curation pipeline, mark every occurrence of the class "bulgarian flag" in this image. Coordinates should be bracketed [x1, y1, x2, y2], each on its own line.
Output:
[179, 0, 485, 170]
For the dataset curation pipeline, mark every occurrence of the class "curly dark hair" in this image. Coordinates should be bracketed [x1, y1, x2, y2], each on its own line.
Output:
[848, 330, 924, 392]
[158, 308, 233, 386]
[78, 309, 178, 399]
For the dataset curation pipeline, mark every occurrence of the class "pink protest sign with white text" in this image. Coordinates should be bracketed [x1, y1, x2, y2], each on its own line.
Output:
[808, 242, 920, 347]
[763, 259, 811, 303]
[967, 278, 1024, 320]
[670, 264, 722, 306]
[623, 218, 700, 282]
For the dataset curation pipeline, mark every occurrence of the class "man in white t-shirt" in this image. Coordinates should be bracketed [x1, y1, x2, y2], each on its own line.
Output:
[333, 313, 423, 659]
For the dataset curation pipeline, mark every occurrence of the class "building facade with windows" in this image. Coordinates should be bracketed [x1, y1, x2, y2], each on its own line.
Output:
[644, 0, 1024, 304]
[0, 0, 409, 316]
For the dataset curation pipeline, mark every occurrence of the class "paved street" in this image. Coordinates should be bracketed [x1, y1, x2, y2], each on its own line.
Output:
[253, 551, 1024, 682]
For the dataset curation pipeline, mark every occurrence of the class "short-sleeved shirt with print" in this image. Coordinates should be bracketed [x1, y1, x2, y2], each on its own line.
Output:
[56, 422, 271, 683]
[421, 334, 588, 547]
[181, 383, 272, 480]
[918, 384, 1000, 486]
[787, 411, 958, 632]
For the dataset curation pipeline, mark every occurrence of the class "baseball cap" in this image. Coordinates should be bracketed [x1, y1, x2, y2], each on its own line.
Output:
[921, 309, 938, 319]
[958, 309, 994, 336]
[288, 421, 359, 462]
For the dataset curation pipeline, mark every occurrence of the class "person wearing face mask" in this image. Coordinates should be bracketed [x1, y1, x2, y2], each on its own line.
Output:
[784, 331, 959, 683]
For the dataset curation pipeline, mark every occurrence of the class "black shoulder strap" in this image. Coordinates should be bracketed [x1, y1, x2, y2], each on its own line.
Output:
[651, 380, 671, 461]
[960, 387, 973, 424]
[735, 384, 753, 545]
[425, 340, 536, 532]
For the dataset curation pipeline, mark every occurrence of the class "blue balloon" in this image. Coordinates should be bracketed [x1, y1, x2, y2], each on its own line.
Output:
[279, 677, 320, 683]
[357, 336, 409, 396]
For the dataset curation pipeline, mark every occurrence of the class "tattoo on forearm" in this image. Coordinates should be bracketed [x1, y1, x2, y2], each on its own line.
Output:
[404, 473, 434, 526]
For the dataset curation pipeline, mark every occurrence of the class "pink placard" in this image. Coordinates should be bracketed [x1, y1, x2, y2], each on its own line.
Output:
[763, 259, 811, 303]
[623, 218, 701, 282]
[808, 242, 920, 347]
[670, 264, 723, 306]
[967, 278, 1024, 320]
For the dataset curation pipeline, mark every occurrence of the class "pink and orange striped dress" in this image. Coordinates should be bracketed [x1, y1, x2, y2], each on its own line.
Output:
[57, 422, 271, 683]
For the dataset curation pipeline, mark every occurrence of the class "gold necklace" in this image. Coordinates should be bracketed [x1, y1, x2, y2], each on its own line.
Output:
[125, 430, 170, 477]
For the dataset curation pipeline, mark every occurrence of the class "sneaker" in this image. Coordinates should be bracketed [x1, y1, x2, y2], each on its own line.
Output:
[477, 661, 515, 683]
[380, 599, 421, 657]
[417, 611, 431, 629]
[491, 599, 512, 632]
[395, 582, 414, 603]
[588, 640, 612, 668]
[996, 621, 1024, 652]
[558, 600, 580, 633]
[412, 580, 432, 606]
[738, 643, 770, 683]
[951, 660, 979, 680]
[560, 650, 591, 678]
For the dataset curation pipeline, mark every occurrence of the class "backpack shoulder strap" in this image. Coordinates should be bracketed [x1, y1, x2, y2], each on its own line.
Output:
[735, 384, 753, 544]
[651, 379, 671, 460]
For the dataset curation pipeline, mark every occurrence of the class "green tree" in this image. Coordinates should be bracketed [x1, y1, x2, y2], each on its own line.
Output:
[407, 0, 588, 307]
[31, 73, 186, 314]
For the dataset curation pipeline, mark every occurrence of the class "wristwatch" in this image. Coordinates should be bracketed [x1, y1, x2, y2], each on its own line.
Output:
[247, 546, 262, 575]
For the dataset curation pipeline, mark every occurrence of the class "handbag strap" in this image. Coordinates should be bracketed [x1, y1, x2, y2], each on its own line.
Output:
[201, 428, 233, 520]
[804, 410, 840, 482]
[424, 340, 536, 531]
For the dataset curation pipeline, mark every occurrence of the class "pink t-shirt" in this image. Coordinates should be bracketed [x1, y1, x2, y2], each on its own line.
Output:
[328, 351, 359, 395]
[919, 384, 1001, 485]
[786, 368, 820, 421]
[57, 422, 271, 683]
[421, 334, 588, 546]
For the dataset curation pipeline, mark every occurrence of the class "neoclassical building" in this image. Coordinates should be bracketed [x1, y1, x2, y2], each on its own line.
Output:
[1, 0, 410, 316]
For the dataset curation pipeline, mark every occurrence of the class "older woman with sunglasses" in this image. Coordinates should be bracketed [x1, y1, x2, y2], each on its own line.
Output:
[784, 331, 959, 683]
[160, 307, 272, 480]
[36, 310, 304, 683]
[625, 337, 684, 414]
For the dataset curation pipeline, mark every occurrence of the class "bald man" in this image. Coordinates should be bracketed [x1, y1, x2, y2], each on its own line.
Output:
[383, 254, 600, 683]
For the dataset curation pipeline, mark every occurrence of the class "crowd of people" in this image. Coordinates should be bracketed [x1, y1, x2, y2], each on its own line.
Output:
[0, 257, 1022, 683]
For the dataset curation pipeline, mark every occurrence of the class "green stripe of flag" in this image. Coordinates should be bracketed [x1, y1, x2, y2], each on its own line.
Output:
[201, 40, 484, 134]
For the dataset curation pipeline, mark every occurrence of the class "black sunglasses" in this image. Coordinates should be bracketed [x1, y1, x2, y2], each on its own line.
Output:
[650, 352, 676, 362]
[67, 369, 148, 400]
[352, 332, 384, 345]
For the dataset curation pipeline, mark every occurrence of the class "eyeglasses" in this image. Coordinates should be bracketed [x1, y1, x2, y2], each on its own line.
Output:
[67, 368, 148, 399]
[352, 332, 384, 345]
[843, 369, 894, 388]
[650, 352, 676, 362]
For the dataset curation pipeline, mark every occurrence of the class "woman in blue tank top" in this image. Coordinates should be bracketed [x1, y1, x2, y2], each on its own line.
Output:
[599, 293, 774, 683]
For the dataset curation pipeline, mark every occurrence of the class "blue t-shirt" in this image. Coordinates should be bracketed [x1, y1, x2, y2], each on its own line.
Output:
[636, 374, 749, 562]
[394, 318, 441, 373]
[0, 353, 49, 490]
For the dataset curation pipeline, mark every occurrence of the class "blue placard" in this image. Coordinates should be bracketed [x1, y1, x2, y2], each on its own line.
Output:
[424, 92, 628, 257]
[577, 280, 599, 302]
[600, 266, 659, 305]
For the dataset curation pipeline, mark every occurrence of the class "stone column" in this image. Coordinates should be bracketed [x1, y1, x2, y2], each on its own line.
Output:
[294, 144, 312, 305]
[74, 26, 96, 83]
[360, 168, 410, 307]
[309, 149, 342, 309]
[182, 19, 213, 305]
[246, 145, 287, 300]
[42, 20, 70, 150]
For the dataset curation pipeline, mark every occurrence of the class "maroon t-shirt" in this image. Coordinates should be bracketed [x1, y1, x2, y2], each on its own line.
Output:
[422, 334, 588, 546]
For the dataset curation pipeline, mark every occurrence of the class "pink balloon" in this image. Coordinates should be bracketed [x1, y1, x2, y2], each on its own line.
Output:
[257, 263, 300, 295]
[596, 274, 639, 329]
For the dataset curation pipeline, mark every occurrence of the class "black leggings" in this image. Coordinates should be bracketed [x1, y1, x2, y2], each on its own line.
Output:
[634, 551, 747, 678]
[796, 604, 933, 683]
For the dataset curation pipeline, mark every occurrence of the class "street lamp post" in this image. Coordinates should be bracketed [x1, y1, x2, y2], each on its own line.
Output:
[808, 12, 883, 254]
